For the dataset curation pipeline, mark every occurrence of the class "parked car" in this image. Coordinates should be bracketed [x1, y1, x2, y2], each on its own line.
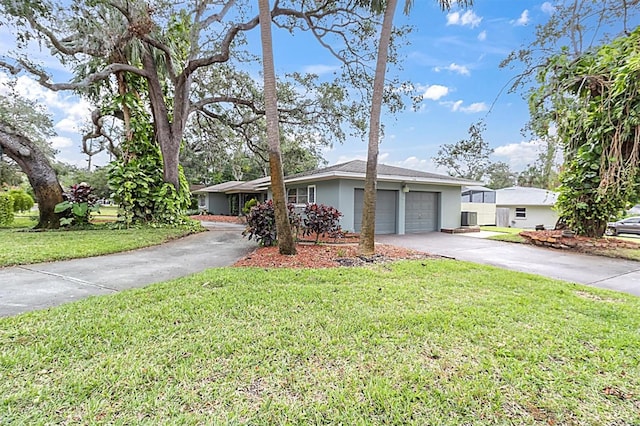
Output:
[605, 217, 640, 236]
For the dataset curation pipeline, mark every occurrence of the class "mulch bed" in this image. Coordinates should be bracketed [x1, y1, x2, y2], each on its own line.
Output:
[192, 214, 430, 268]
[233, 243, 433, 269]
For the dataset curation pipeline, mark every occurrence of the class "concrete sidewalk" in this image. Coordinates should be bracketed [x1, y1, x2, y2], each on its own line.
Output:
[377, 232, 640, 297]
[0, 223, 255, 317]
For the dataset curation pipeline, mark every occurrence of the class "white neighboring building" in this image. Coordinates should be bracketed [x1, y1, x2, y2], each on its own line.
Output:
[461, 186, 496, 226]
[495, 186, 559, 229]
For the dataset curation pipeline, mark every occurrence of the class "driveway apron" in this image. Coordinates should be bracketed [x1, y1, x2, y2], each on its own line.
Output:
[0, 224, 255, 317]
[377, 232, 640, 297]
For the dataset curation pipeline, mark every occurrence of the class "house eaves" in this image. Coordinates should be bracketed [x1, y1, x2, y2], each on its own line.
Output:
[225, 176, 271, 194]
[193, 181, 245, 194]
[278, 171, 479, 187]
[253, 161, 480, 190]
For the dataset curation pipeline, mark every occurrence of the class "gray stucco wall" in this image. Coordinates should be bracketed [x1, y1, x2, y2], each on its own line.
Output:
[435, 184, 464, 230]
[274, 178, 465, 234]
[320, 180, 463, 234]
[206, 193, 230, 215]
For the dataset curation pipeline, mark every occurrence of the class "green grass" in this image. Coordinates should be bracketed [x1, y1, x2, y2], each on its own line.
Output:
[1, 215, 38, 229]
[480, 226, 523, 234]
[91, 205, 119, 222]
[0, 226, 199, 266]
[608, 234, 640, 243]
[480, 227, 640, 259]
[488, 233, 526, 243]
[1, 261, 638, 425]
[599, 247, 640, 261]
[481, 226, 527, 243]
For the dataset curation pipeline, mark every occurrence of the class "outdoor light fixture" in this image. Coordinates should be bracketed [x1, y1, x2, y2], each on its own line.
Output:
[402, 184, 409, 193]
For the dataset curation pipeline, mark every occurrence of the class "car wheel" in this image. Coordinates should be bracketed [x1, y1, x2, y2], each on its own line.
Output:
[605, 227, 617, 236]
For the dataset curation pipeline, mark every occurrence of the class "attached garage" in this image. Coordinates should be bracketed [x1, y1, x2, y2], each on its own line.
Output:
[405, 191, 439, 233]
[354, 189, 397, 234]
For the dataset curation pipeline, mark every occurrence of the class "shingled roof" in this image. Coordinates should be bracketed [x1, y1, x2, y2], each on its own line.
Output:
[194, 177, 271, 194]
[281, 160, 479, 186]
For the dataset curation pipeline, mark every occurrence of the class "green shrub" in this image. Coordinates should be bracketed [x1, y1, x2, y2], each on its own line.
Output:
[107, 131, 191, 226]
[9, 189, 34, 212]
[0, 192, 14, 226]
[242, 198, 258, 215]
[54, 183, 99, 227]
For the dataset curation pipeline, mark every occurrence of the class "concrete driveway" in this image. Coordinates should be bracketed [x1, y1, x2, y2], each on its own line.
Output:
[377, 232, 640, 297]
[0, 223, 255, 317]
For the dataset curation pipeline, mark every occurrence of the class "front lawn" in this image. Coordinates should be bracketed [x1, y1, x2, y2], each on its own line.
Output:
[0, 225, 200, 267]
[1, 261, 638, 424]
[481, 226, 527, 243]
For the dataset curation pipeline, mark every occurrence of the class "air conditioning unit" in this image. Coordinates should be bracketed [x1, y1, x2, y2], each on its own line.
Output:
[461, 211, 477, 226]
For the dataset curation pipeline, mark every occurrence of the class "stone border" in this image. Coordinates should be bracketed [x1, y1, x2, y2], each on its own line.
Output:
[520, 230, 640, 251]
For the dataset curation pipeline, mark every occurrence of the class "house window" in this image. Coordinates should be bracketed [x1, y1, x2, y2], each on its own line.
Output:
[287, 188, 298, 203]
[308, 185, 316, 204]
[287, 186, 316, 204]
[515, 207, 526, 219]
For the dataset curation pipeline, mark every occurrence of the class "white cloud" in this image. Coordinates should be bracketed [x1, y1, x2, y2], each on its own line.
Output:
[477, 30, 487, 41]
[460, 102, 488, 113]
[440, 100, 464, 112]
[65, 99, 93, 121]
[302, 64, 340, 75]
[513, 10, 530, 26]
[435, 63, 470, 76]
[440, 100, 488, 113]
[51, 136, 74, 149]
[541, 2, 555, 14]
[56, 156, 87, 168]
[493, 140, 542, 169]
[392, 156, 430, 172]
[55, 118, 80, 133]
[422, 84, 449, 100]
[0, 73, 93, 135]
[446, 10, 482, 28]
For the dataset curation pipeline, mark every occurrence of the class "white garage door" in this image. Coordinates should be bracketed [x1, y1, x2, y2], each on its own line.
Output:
[354, 189, 397, 234]
[405, 191, 438, 233]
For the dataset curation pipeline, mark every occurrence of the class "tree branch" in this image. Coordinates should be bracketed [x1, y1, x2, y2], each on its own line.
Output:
[13, 59, 150, 91]
[185, 15, 260, 75]
[200, 0, 237, 28]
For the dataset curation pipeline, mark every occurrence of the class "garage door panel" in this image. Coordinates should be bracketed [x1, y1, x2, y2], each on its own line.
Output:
[354, 189, 397, 234]
[405, 191, 438, 233]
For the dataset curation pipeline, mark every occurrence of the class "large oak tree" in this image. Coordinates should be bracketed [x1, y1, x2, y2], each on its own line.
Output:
[0, 94, 63, 229]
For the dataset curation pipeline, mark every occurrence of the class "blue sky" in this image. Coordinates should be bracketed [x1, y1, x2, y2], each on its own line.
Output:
[0, 1, 572, 174]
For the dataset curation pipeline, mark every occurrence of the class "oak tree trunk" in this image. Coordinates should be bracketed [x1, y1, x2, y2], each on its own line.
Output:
[142, 49, 182, 190]
[0, 129, 63, 229]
